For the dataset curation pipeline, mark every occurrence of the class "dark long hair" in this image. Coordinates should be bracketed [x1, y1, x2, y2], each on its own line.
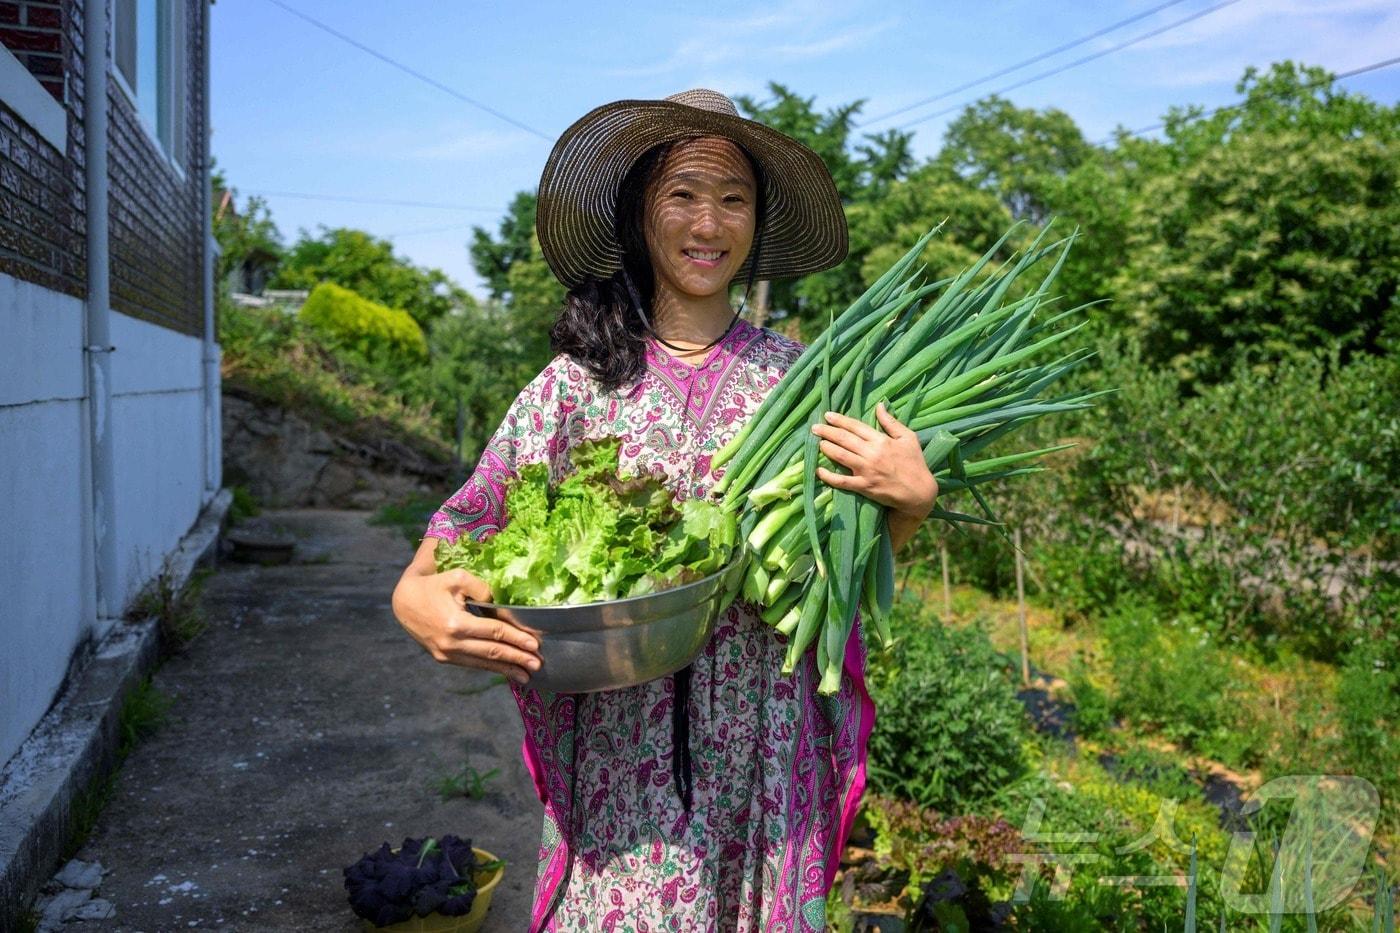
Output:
[549, 138, 767, 393]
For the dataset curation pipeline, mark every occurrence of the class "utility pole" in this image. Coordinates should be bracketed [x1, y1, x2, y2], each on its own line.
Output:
[748, 280, 771, 330]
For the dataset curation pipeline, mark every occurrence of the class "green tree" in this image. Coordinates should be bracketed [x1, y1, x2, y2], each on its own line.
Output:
[469, 191, 540, 300]
[734, 82, 920, 330]
[936, 95, 1094, 224]
[211, 159, 283, 287]
[270, 227, 472, 329]
[1109, 62, 1400, 386]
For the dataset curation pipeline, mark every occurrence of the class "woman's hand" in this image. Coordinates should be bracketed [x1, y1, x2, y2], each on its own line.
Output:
[391, 553, 543, 685]
[811, 402, 938, 548]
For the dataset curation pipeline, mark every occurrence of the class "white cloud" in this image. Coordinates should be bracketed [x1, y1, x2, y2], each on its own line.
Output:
[602, 0, 898, 79]
[1112, 0, 1400, 91]
[404, 128, 535, 161]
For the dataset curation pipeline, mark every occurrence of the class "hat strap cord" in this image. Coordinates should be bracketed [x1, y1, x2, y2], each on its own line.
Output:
[622, 266, 751, 355]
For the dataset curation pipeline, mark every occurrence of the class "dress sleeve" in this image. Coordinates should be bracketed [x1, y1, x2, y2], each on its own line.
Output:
[421, 356, 570, 545]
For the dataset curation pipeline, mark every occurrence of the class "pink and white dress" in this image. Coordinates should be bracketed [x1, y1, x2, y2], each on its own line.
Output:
[422, 318, 874, 932]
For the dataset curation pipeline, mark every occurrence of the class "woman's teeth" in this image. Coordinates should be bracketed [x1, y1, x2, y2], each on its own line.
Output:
[684, 249, 725, 263]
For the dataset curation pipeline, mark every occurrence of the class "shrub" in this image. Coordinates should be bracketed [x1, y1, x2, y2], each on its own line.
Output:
[1066, 657, 1112, 739]
[867, 605, 1031, 810]
[298, 281, 428, 374]
[1100, 597, 1235, 754]
[1336, 635, 1400, 836]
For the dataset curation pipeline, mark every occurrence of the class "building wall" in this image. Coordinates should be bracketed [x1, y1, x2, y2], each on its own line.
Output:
[1, 0, 207, 335]
[0, 273, 95, 770]
[0, 0, 215, 769]
[108, 308, 207, 615]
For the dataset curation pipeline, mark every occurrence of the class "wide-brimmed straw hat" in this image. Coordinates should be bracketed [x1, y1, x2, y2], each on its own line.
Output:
[536, 88, 848, 290]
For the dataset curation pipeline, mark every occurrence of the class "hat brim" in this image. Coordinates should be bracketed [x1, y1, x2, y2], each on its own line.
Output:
[536, 98, 849, 290]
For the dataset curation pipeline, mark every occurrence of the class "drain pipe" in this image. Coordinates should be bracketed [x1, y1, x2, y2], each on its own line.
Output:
[82, 0, 118, 629]
[200, 2, 220, 497]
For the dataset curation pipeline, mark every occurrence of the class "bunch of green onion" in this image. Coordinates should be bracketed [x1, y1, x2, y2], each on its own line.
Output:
[711, 221, 1110, 694]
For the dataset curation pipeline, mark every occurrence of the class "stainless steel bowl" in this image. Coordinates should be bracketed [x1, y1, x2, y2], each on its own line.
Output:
[464, 554, 748, 693]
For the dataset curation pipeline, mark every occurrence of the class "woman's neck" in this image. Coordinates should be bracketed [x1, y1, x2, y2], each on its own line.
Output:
[649, 285, 737, 351]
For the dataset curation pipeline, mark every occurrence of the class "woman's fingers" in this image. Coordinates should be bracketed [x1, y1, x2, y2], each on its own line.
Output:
[443, 568, 492, 603]
[874, 400, 914, 437]
[815, 465, 866, 492]
[811, 422, 872, 455]
[817, 438, 864, 471]
[435, 650, 535, 685]
[445, 639, 540, 679]
[448, 611, 541, 656]
[822, 410, 880, 441]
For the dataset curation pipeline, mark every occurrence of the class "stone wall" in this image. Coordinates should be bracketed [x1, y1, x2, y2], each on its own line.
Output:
[221, 389, 460, 509]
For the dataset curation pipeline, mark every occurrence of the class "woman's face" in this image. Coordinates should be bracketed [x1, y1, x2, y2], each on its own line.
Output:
[642, 136, 757, 303]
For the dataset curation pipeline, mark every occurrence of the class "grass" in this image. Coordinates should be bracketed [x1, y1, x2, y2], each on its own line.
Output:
[219, 299, 454, 465]
[228, 483, 260, 526]
[369, 492, 447, 548]
[61, 677, 172, 862]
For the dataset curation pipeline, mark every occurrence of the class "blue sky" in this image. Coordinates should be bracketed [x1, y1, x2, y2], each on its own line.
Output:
[210, 0, 1400, 301]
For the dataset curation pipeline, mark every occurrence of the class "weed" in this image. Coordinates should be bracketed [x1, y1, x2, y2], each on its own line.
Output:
[449, 675, 508, 697]
[229, 484, 260, 526]
[126, 558, 211, 657]
[369, 493, 447, 547]
[431, 746, 499, 802]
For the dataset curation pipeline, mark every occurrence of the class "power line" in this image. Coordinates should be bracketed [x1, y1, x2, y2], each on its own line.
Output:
[858, 0, 1197, 127]
[1099, 53, 1400, 144]
[261, 0, 554, 142]
[246, 190, 504, 212]
[384, 221, 486, 239]
[894, 0, 1244, 132]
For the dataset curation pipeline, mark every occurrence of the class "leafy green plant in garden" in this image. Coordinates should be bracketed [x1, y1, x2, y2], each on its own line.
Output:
[867, 604, 1031, 810]
[1100, 597, 1239, 755]
[1066, 657, 1112, 739]
[862, 793, 1025, 910]
[1336, 636, 1400, 837]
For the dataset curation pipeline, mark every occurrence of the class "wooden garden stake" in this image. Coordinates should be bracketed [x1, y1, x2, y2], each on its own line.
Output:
[940, 539, 952, 620]
[1014, 527, 1029, 686]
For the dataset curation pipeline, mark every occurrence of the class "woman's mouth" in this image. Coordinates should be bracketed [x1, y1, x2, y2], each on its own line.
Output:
[683, 248, 727, 269]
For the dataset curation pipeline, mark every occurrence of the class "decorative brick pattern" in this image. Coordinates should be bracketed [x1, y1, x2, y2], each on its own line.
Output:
[0, 0, 208, 337]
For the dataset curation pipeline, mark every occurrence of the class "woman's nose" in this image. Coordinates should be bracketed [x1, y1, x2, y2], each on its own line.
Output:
[690, 204, 721, 237]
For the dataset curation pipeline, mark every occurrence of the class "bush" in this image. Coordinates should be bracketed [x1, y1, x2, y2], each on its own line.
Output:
[1100, 597, 1235, 754]
[298, 281, 428, 374]
[1066, 657, 1112, 739]
[867, 605, 1031, 810]
[1336, 634, 1400, 836]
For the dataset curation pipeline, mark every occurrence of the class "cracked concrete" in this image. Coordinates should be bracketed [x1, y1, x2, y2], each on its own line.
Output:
[52, 509, 538, 931]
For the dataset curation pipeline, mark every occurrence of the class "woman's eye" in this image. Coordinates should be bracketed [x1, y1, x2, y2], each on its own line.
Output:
[724, 195, 746, 203]
[670, 190, 693, 199]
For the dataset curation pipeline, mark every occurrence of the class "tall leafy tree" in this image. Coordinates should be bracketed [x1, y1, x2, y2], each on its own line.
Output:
[211, 159, 284, 288]
[936, 96, 1094, 224]
[1110, 62, 1400, 387]
[469, 191, 540, 301]
[269, 227, 472, 328]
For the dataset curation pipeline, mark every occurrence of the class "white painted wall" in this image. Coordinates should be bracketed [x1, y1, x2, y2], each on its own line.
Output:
[0, 271, 216, 766]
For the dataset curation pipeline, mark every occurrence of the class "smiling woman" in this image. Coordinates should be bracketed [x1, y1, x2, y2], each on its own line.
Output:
[392, 88, 937, 932]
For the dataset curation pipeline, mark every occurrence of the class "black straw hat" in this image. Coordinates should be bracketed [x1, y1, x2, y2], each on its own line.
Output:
[536, 88, 849, 290]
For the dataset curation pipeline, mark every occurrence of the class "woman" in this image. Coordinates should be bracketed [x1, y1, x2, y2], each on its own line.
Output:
[392, 89, 938, 931]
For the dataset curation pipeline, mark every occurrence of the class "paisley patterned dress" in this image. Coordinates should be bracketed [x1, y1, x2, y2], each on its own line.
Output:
[422, 318, 874, 932]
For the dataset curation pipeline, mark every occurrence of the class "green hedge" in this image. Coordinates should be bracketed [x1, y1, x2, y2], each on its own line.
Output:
[298, 281, 428, 370]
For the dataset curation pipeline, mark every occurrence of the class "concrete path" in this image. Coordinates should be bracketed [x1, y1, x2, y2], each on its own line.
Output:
[60, 509, 539, 931]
